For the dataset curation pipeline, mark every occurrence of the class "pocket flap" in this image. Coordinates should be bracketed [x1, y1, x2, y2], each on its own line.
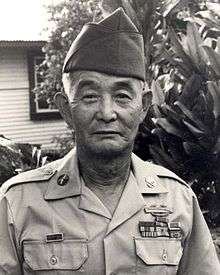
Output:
[135, 238, 182, 266]
[23, 239, 88, 270]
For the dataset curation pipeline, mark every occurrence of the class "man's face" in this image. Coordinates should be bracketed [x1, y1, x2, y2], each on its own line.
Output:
[66, 71, 147, 156]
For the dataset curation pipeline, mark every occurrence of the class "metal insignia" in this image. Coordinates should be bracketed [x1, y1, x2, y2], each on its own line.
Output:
[144, 205, 173, 217]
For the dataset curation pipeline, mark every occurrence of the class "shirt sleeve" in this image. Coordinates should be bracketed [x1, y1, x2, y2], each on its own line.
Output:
[178, 193, 220, 275]
[0, 194, 22, 275]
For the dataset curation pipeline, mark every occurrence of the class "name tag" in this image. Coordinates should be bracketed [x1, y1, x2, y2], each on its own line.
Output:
[46, 233, 63, 242]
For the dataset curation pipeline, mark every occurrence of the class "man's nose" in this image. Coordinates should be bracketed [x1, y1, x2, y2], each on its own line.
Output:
[96, 96, 117, 122]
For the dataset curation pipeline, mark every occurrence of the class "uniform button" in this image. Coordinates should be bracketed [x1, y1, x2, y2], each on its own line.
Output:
[57, 174, 69, 186]
[145, 176, 156, 188]
[50, 255, 58, 265]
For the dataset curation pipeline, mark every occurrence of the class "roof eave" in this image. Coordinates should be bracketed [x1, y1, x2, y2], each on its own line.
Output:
[0, 40, 46, 48]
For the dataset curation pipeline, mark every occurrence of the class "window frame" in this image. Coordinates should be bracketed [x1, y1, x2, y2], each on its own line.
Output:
[27, 49, 61, 121]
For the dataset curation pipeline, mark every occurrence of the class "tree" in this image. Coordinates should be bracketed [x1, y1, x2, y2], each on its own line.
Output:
[34, 0, 102, 106]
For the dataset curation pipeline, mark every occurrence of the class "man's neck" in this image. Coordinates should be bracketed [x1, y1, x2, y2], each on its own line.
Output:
[78, 148, 132, 188]
[77, 147, 132, 214]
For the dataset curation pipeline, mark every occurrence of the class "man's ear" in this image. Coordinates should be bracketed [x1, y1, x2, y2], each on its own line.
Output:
[140, 90, 152, 122]
[54, 92, 73, 128]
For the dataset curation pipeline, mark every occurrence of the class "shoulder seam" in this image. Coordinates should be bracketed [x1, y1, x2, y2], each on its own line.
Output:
[1, 165, 58, 194]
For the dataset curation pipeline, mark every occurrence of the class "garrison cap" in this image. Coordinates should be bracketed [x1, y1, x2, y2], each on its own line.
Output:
[63, 7, 145, 81]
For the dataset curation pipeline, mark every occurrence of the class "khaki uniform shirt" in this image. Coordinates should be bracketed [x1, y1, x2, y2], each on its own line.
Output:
[0, 149, 219, 275]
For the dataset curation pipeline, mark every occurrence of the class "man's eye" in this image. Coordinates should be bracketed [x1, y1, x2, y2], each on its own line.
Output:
[82, 94, 98, 103]
[115, 93, 132, 102]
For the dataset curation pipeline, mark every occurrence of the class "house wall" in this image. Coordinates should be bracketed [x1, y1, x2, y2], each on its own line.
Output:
[0, 47, 69, 149]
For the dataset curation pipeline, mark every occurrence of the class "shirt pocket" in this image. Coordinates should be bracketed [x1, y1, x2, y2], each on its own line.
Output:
[134, 238, 183, 275]
[23, 239, 88, 271]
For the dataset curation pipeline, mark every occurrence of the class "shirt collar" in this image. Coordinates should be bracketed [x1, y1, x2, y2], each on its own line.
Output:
[131, 153, 168, 194]
[44, 148, 81, 200]
[44, 149, 167, 200]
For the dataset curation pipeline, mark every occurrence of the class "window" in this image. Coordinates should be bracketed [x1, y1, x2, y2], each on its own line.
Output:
[28, 50, 61, 120]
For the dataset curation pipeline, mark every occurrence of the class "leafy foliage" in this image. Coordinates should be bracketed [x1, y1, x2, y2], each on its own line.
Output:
[52, 131, 75, 158]
[138, 1, 220, 226]
[34, 0, 102, 105]
[0, 136, 47, 185]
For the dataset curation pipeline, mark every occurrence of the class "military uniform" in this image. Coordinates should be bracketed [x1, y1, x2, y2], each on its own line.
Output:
[0, 148, 219, 275]
[1, 9, 219, 274]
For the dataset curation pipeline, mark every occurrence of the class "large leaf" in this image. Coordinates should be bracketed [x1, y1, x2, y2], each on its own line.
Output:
[157, 48, 191, 78]
[182, 120, 205, 138]
[198, 91, 216, 129]
[152, 128, 185, 159]
[151, 128, 170, 140]
[206, 2, 220, 18]
[186, 22, 207, 72]
[212, 137, 220, 155]
[0, 137, 19, 153]
[160, 0, 182, 17]
[160, 104, 183, 125]
[151, 79, 165, 105]
[196, 10, 218, 22]
[152, 104, 163, 119]
[191, 91, 212, 124]
[207, 81, 220, 119]
[217, 37, 220, 55]
[193, 6, 220, 31]
[174, 101, 207, 131]
[149, 144, 181, 173]
[185, 16, 220, 37]
[157, 74, 174, 93]
[168, 27, 195, 73]
[183, 141, 207, 156]
[178, 73, 203, 109]
[165, 86, 180, 105]
[152, 117, 188, 138]
[203, 46, 220, 76]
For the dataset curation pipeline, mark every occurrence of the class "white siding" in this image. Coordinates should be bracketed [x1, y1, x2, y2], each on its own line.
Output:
[0, 48, 69, 149]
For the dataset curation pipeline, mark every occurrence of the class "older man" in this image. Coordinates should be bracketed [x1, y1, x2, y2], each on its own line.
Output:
[0, 8, 219, 275]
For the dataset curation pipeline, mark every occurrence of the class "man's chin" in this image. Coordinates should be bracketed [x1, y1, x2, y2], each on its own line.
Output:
[85, 142, 131, 158]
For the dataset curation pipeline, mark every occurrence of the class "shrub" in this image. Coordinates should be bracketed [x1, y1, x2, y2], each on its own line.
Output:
[0, 136, 47, 185]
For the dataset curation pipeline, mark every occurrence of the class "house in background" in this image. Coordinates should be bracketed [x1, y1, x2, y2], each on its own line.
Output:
[0, 40, 69, 149]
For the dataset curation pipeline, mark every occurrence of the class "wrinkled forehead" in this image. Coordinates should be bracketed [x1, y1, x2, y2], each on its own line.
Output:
[63, 70, 144, 96]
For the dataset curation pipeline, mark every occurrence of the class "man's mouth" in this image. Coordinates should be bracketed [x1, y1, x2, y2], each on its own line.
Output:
[93, 130, 121, 135]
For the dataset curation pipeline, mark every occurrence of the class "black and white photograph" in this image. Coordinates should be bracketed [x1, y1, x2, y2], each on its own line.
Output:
[0, 0, 220, 274]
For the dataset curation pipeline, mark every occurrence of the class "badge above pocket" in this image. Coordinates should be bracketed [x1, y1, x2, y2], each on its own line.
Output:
[139, 205, 182, 239]
[23, 239, 88, 270]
